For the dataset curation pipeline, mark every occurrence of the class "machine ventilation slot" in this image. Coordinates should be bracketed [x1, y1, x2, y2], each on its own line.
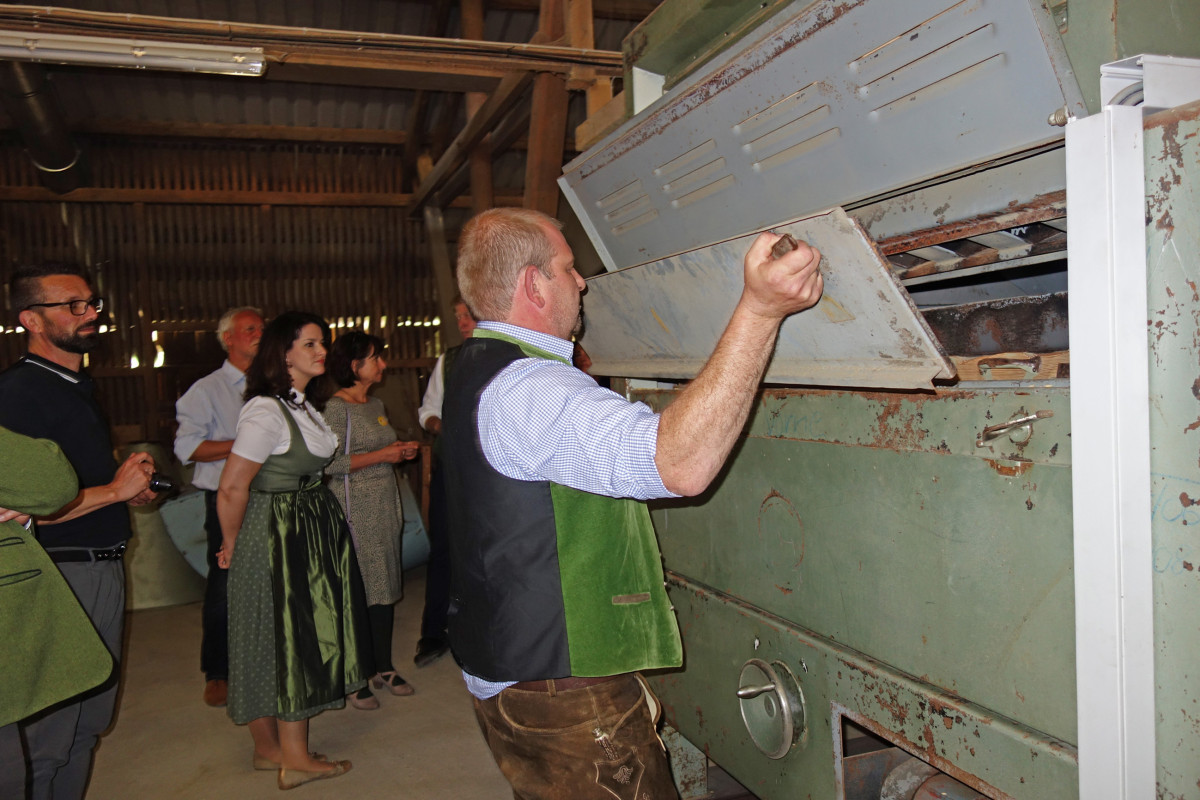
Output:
[754, 128, 841, 173]
[848, 0, 984, 76]
[871, 54, 1006, 120]
[740, 106, 832, 157]
[653, 139, 717, 181]
[732, 83, 823, 136]
[602, 191, 659, 236]
[610, 208, 660, 235]
[604, 193, 652, 224]
[857, 23, 996, 99]
[595, 179, 645, 211]
[662, 158, 727, 196]
[670, 174, 736, 209]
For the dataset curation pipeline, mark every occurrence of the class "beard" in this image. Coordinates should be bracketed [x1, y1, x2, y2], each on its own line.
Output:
[571, 306, 584, 339]
[47, 324, 100, 354]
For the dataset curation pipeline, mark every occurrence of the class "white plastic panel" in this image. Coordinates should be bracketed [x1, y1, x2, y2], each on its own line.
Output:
[579, 208, 954, 389]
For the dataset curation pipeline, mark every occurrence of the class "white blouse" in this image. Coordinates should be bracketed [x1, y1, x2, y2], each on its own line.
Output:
[231, 390, 339, 464]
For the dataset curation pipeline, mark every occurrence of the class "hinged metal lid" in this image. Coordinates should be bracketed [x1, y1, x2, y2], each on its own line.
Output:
[560, 0, 1084, 272]
[580, 208, 955, 389]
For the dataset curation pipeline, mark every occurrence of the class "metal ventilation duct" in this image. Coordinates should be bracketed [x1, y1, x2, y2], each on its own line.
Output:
[0, 61, 86, 194]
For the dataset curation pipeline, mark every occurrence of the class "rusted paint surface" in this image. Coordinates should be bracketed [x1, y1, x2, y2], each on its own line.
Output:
[650, 573, 1078, 797]
[876, 191, 1066, 256]
[922, 293, 1069, 357]
[985, 458, 1034, 477]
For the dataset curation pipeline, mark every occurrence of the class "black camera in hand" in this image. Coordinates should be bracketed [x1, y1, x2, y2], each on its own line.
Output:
[148, 472, 175, 493]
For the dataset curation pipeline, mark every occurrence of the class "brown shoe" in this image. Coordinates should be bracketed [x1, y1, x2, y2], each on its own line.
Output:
[204, 679, 228, 707]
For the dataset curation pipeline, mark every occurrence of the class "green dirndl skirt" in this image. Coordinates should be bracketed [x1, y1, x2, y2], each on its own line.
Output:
[227, 478, 369, 724]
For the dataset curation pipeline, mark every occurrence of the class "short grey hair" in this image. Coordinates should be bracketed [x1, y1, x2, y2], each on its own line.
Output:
[217, 306, 263, 352]
[456, 208, 562, 322]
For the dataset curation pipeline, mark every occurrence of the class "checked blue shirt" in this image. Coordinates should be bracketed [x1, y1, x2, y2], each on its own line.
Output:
[462, 322, 679, 699]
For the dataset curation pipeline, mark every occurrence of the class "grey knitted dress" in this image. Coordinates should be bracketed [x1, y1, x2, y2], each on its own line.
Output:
[322, 396, 404, 606]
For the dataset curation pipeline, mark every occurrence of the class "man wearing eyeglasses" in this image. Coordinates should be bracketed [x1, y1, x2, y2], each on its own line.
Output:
[0, 262, 159, 800]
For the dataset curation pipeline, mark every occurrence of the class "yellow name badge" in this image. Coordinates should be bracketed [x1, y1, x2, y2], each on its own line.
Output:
[378, 416, 388, 426]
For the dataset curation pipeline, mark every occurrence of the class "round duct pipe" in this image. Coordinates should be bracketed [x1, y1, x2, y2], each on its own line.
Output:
[0, 60, 86, 194]
[880, 755, 988, 800]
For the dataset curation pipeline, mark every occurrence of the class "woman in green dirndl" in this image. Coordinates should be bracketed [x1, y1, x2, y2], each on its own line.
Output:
[217, 311, 370, 790]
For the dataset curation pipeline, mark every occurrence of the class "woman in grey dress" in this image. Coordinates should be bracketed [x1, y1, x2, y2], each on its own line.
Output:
[322, 331, 420, 710]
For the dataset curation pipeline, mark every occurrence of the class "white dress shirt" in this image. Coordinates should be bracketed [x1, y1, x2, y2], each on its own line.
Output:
[173, 360, 247, 492]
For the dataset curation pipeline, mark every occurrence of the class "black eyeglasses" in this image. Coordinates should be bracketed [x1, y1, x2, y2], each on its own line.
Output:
[25, 297, 105, 316]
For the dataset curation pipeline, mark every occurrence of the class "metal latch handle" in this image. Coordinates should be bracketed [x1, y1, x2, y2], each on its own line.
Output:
[737, 682, 777, 699]
[976, 410, 1054, 447]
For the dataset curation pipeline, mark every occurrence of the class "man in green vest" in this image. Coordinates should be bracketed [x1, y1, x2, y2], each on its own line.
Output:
[441, 207, 823, 800]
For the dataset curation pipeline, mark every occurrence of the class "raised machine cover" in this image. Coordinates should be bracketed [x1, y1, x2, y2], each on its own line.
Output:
[580, 208, 955, 389]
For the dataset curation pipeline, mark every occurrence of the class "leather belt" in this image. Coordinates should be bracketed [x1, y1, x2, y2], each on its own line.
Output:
[508, 675, 621, 693]
[46, 542, 127, 563]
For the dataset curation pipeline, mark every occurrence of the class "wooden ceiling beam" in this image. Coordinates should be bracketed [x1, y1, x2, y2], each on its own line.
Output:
[67, 120, 409, 146]
[489, 0, 660, 20]
[0, 185, 525, 207]
[408, 70, 533, 215]
[0, 6, 623, 80]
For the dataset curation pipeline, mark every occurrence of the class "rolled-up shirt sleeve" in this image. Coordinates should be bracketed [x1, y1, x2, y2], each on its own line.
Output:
[173, 385, 212, 465]
[478, 358, 677, 501]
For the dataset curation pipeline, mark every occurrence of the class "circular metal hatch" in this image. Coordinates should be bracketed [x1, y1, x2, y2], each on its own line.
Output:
[736, 658, 807, 759]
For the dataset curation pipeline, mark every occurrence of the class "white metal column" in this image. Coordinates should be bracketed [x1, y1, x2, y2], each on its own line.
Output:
[1066, 105, 1155, 799]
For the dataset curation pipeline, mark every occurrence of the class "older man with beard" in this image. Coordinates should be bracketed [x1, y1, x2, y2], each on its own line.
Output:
[0, 262, 159, 800]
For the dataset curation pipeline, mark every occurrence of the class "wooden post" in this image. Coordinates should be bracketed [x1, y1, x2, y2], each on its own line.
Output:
[423, 206, 461, 349]
[524, 0, 569, 216]
[462, 0, 494, 215]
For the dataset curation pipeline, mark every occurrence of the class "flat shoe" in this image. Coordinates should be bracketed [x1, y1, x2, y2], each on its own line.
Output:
[254, 752, 327, 771]
[278, 760, 352, 790]
[348, 687, 380, 710]
[371, 672, 415, 696]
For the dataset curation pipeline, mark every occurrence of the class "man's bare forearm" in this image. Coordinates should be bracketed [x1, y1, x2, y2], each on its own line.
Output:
[655, 303, 782, 496]
[654, 231, 823, 497]
[189, 440, 234, 463]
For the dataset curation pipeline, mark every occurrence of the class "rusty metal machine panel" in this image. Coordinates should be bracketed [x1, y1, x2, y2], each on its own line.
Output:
[563, 0, 1200, 793]
[1144, 99, 1200, 800]
[559, 0, 1084, 271]
[581, 208, 955, 388]
[637, 385, 1076, 798]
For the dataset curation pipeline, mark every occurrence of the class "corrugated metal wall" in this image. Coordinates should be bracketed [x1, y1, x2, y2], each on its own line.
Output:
[0, 134, 438, 447]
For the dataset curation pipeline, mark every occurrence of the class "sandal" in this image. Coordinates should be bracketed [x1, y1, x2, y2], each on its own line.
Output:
[371, 671, 415, 696]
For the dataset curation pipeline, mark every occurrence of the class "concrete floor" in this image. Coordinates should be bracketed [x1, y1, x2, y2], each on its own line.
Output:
[87, 566, 755, 800]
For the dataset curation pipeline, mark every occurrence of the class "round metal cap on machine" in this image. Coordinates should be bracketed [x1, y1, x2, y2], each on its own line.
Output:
[736, 658, 807, 759]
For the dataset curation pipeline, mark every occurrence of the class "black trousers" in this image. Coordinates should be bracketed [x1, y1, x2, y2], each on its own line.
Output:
[420, 459, 451, 641]
[201, 490, 228, 680]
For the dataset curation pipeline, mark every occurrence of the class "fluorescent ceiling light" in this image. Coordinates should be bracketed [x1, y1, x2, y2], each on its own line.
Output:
[0, 31, 265, 76]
